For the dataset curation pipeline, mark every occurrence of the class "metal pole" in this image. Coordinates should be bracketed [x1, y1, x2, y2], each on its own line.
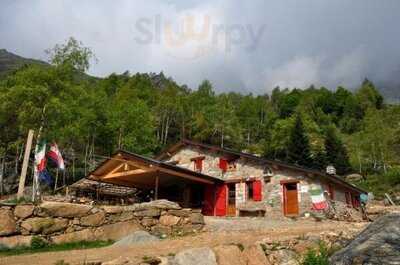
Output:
[17, 130, 34, 200]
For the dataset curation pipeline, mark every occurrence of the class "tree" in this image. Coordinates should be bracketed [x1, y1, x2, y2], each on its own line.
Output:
[287, 114, 313, 166]
[46, 37, 96, 73]
[324, 126, 351, 175]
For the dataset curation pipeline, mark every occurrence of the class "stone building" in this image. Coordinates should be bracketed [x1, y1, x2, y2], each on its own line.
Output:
[87, 140, 366, 218]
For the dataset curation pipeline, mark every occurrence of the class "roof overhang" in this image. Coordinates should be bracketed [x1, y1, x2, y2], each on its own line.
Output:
[88, 150, 222, 189]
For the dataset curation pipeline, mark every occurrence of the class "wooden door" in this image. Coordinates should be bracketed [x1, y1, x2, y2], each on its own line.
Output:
[227, 183, 236, 216]
[283, 183, 299, 216]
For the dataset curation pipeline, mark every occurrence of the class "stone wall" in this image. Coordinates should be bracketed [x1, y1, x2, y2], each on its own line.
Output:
[0, 200, 204, 248]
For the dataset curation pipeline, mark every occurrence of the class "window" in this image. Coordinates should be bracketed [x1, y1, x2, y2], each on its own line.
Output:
[191, 156, 205, 172]
[246, 180, 262, 201]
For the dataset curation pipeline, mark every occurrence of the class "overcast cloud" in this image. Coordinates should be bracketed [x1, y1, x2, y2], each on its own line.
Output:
[1, 0, 400, 93]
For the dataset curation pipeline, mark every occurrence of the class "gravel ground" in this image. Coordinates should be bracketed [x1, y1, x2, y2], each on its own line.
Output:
[0, 219, 368, 265]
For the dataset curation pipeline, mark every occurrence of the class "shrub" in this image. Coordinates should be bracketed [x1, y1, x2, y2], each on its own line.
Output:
[31, 236, 49, 249]
[301, 243, 329, 265]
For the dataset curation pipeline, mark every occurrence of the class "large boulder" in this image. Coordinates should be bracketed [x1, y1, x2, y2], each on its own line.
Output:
[134, 209, 161, 217]
[95, 220, 142, 241]
[173, 247, 217, 265]
[159, 215, 180, 226]
[190, 213, 205, 224]
[213, 245, 246, 265]
[80, 211, 106, 227]
[0, 235, 32, 248]
[112, 230, 160, 247]
[52, 228, 96, 244]
[267, 249, 297, 265]
[21, 217, 68, 234]
[0, 208, 16, 236]
[130, 200, 181, 211]
[39, 201, 93, 217]
[330, 213, 400, 265]
[14, 205, 34, 219]
[242, 244, 270, 265]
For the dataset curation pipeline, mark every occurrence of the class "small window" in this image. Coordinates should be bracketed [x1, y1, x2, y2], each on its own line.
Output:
[191, 156, 205, 172]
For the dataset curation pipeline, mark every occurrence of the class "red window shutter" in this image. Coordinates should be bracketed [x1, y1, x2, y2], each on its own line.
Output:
[253, 180, 262, 201]
[215, 184, 227, 216]
[194, 159, 203, 172]
[219, 158, 228, 172]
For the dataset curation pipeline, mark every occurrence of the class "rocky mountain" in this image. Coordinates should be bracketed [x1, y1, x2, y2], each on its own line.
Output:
[0, 49, 48, 77]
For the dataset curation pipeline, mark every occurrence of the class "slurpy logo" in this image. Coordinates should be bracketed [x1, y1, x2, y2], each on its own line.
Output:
[134, 15, 266, 60]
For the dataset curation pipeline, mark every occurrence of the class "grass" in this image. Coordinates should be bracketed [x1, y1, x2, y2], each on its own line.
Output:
[0, 240, 113, 256]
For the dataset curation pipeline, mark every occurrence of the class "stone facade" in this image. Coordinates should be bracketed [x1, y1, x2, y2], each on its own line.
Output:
[0, 200, 204, 248]
[165, 145, 358, 217]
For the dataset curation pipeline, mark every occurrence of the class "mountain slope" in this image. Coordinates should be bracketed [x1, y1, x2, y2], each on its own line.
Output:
[0, 49, 48, 77]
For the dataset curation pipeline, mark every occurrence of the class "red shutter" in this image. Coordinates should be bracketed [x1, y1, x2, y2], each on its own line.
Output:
[202, 185, 215, 216]
[219, 158, 228, 172]
[194, 159, 203, 172]
[215, 184, 227, 216]
[253, 180, 262, 201]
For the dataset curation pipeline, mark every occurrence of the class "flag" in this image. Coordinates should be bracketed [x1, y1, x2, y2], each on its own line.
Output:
[47, 143, 65, 170]
[39, 170, 53, 186]
[309, 186, 328, 210]
[34, 139, 47, 172]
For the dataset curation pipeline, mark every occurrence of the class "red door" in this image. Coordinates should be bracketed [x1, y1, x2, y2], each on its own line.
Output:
[202, 185, 215, 216]
[215, 184, 227, 216]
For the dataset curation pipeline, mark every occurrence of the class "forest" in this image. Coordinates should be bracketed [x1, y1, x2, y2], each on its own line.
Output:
[0, 38, 399, 197]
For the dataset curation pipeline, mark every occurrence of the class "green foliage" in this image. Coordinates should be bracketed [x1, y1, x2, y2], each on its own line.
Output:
[301, 242, 330, 265]
[0, 37, 397, 191]
[0, 240, 113, 256]
[30, 236, 49, 249]
[353, 168, 400, 199]
[287, 114, 312, 167]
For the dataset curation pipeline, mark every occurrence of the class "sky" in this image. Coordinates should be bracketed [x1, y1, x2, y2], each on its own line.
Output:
[1, 0, 400, 94]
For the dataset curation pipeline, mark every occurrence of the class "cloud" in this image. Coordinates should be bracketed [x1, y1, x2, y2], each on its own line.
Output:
[1, 0, 400, 93]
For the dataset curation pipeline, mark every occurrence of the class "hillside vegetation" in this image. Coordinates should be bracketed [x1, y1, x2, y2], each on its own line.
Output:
[0, 38, 399, 198]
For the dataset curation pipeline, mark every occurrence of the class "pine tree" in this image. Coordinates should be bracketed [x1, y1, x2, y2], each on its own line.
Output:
[287, 114, 312, 167]
[324, 126, 351, 175]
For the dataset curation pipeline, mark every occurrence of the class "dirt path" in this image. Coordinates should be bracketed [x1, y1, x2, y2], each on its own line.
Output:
[0, 220, 367, 265]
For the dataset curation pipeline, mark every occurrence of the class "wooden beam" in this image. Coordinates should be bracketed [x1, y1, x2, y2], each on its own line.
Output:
[17, 129, 34, 200]
[157, 167, 215, 184]
[103, 168, 152, 179]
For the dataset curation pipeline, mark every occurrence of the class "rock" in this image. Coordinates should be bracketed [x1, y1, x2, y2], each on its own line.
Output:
[113, 231, 159, 247]
[242, 244, 271, 265]
[213, 245, 246, 265]
[14, 205, 34, 219]
[151, 225, 171, 236]
[80, 211, 106, 227]
[134, 209, 161, 217]
[40, 201, 93, 217]
[52, 228, 95, 244]
[21, 217, 55, 234]
[95, 221, 142, 241]
[0, 235, 32, 248]
[0, 208, 16, 236]
[189, 213, 205, 224]
[141, 218, 158, 227]
[330, 213, 400, 265]
[43, 218, 69, 234]
[100, 206, 125, 214]
[127, 200, 181, 211]
[159, 215, 180, 226]
[268, 249, 297, 265]
[173, 247, 217, 265]
[168, 209, 192, 217]
[102, 256, 133, 265]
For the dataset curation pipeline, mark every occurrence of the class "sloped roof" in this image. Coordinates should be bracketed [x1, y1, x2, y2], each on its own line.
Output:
[156, 139, 367, 194]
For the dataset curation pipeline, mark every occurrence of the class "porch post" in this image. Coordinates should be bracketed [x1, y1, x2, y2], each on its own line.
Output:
[155, 175, 159, 200]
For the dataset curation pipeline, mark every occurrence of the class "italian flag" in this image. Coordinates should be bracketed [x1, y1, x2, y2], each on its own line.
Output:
[34, 139, 47, 172]
[47, 143, 65, 170]
[309, 187, 328, 210]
